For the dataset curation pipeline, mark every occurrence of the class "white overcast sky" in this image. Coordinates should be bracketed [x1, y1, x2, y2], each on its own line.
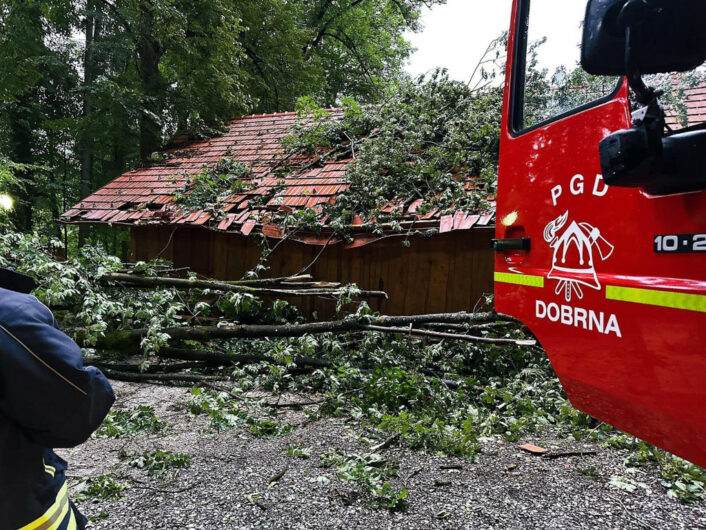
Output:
[405, 0, 589, 83]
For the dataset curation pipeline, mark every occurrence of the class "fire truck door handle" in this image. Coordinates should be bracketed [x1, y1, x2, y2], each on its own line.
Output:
[491, 238, 531, 252]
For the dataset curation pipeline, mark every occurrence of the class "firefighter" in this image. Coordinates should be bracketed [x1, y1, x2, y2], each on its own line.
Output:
[0, 268, 115, 529]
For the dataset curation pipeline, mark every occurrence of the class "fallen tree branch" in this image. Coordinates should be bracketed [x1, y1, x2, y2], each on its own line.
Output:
[86, 312, 514, 350]
[542, 450, 598, 460]
[420, 322, 517, 332]
[155, 347, 330, 368]
[90, 360, 206, 373]
[100, 369, 225, 384]
[101, 272, 386, 299]
[363, 325, 535, 346]
[370, 433, 401, 453]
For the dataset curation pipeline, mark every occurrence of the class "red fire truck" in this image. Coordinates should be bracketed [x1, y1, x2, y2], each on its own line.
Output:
[494, 0, 706, 467]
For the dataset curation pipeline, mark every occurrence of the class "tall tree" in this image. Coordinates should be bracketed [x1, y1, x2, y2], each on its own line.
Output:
[0, 0, 79, 232]
[239, 0, 442, 111]
[0, 0, 444, 244]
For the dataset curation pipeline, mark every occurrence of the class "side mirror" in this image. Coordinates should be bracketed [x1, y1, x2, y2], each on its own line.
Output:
[582, 0, 706, 196]
[581, 0, 706, 76]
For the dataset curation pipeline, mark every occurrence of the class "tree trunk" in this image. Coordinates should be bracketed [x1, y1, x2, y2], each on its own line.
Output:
[78, 0, 101, 247]
[7, 102, 35, 231]
[101, 272, 386, 299]
[86, 312, 514, 350]
[136, 0, 164, 162]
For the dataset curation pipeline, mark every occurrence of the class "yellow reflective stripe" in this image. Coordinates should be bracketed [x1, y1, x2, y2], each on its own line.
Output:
[494, 272, 544, 288]
[19, 482, 68, 530]
[47, 493, 71, 530]
[66, 510, 77, 530]
[606, 285, 706, 313]
[43, 459, 56, 478]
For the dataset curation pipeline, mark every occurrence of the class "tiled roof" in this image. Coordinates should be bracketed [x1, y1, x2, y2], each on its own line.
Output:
[61, 110, 495, 247]
[665, 82, 706, 129]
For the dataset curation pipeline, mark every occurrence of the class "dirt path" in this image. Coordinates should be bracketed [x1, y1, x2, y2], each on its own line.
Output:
[59, 382, 706, 529]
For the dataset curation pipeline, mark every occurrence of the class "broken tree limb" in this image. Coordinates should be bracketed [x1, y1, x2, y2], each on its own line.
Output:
[101, 272, 386, 299]
[100, 369, 224, 384]
[92, 348, 465, 389]
[90, 360, 207, 373]
[363, 325, 536, 345]
[155, 347, 330, 368]
[420, 322, 517, 332]
[85, 312, 514, 350]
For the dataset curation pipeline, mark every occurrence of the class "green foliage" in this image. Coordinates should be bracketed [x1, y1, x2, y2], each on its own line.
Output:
[237, 0, 443, 110]
[73, 474, 127, 502]
[279, 71, 501, 240]
[321, 449, 408, 511]
[660, 455, 706, 503]
[187, 388, 248, 431]
[0, 0, 441, 246]
[0, 232, 304, 359]
[608, 475, 651, 495]
[286, 445, 312, 459]
[248, 418, 294, 439]
[187, 387, 293, 437]
[173, 158, 253, 212]
[0, 233, 186, 354]
[127, 450, 191, 477]
[97, 406, 166, 438]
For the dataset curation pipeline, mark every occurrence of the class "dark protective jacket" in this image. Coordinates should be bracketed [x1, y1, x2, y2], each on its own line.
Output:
[0, 287, 115, 529]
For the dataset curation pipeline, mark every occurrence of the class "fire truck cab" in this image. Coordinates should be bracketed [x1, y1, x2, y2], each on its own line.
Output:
[495, 0, 706, 466]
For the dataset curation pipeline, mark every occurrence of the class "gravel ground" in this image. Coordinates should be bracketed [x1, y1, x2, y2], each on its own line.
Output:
[59, 381, 706, 530]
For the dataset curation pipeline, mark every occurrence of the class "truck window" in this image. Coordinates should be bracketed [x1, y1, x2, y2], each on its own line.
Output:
[513, 0, 620, 132]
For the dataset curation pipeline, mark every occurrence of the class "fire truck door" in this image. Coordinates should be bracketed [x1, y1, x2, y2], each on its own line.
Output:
[495, 0, 706, 466]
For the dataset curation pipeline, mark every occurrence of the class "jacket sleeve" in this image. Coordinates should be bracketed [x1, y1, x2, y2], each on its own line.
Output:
[0, 294, 115, 448]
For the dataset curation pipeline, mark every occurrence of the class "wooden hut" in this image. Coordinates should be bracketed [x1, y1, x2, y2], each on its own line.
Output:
[61, 111, 496, 318]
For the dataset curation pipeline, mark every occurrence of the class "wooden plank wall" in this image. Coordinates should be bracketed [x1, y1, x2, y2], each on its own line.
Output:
[131, 226, 495, 318]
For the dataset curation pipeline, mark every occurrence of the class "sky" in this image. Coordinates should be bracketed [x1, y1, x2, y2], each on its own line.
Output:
[405, 0, 588, 83]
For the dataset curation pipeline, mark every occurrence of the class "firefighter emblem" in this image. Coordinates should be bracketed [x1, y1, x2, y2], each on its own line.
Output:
[543, 211, 614, 302]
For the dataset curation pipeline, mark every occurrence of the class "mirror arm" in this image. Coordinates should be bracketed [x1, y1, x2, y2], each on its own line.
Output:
[619, 0, 663, 105]
[624, 27, 660, 105]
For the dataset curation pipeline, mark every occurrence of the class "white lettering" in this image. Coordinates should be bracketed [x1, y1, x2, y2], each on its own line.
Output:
[589, 311, 604, 334]
[593, 174, 609, 197]
[547, 303, 560, 322]
[535, 300, 621, 338]
[536, 300, 547, 319]
[561, 305, 572, 325]
[551, 185, 562, 207]
[574, 307, 588, 330]
[605, 314, 623, 338]
[570, 174, 585, 196]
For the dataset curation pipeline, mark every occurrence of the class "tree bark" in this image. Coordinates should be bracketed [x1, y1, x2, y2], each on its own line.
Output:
[86, 312, 513, 350]
[78, 0, 102, 247]
[100, 369, 223, 384]
[101, 272, 386, 299]
[136, 0, 164, 162]
[362, 325, 535, 345]
[156, 347, 330, 368]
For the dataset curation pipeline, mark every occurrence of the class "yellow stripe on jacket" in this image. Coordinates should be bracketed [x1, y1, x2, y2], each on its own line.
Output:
[19, 481, 69, 530]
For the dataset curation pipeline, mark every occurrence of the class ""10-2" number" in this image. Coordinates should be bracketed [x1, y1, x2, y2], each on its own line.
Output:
[654, 234, 706, 253]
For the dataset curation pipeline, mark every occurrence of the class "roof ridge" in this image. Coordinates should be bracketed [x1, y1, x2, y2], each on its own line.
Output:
[227, 108, 345, 122]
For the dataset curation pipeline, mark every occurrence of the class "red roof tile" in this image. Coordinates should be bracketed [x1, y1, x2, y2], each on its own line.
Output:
[61, 110, 495, 245]
[665, 78, 706, 129]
